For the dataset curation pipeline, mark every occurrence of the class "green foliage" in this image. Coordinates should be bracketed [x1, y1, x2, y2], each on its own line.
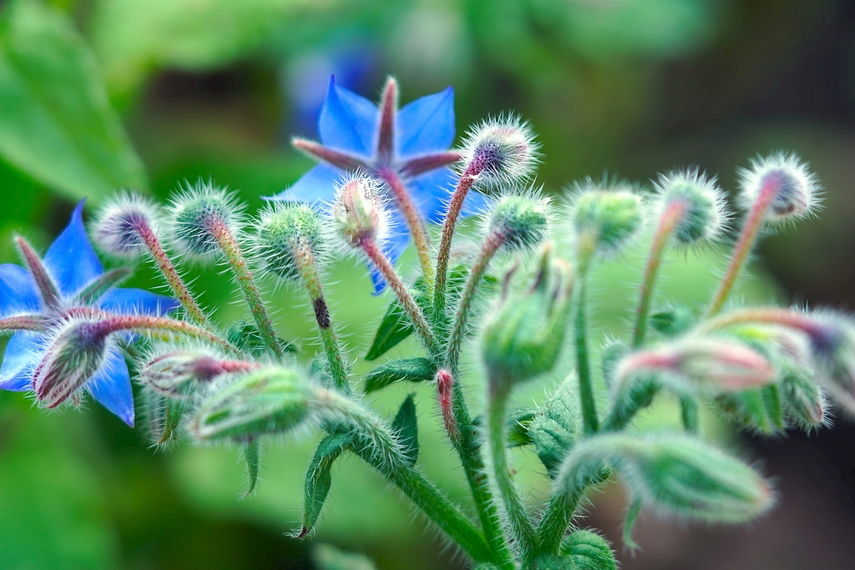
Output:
[650, 306, 696, 337]
[313, 543, 377, 570]
[300, 430, 355, 538]
[530, 378, 581, 477]
[391, 393, 419, 466]
[0, 2, 146, 202]
[226, 320, 297, 357]
[560, 530, 617, 570]
[363, 357, 436, 393]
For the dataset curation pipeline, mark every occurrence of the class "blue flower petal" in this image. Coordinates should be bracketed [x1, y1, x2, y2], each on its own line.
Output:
[44, 200, 104, 296]
[269, 163, 342, 203]
[461, 188, 494, 218]
[318, 76, 378, 156]
[86, 349, 134, 427]
[99, 288, 179, 316]
[398, 87, 455, 156]
[0, 264, 39, 316]
[407, 167, 457, 224]
[0, 332, 41, 391]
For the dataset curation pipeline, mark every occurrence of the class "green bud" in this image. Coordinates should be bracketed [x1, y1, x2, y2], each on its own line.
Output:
[169, 182, 238, 259]
[557, 433, 774, 523]
[715, 385, 786, 435]
[254, 203, 327, 281]
[191, 366, 312, 441]
[486, 192, 551, 250]
[654, 169, 727, 246]
[461, 115, 539, 186]
[571, 186, 643, 258]
[332, 175, 389, 248]
[138, 347, 258, 400]
[781, 365, 827, 431]
[482, 245, 573, 388]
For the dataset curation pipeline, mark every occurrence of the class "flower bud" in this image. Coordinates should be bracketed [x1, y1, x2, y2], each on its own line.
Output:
[332, 175, 389, 248]
[557, 433, 774, 523]
[797, 312, 855, 414]
[191, 366, 312, 441]
[486, 192, 551, 251]
[460, 115, 538, 186]
[139, 347, 258, 399]
[33, 319, 110, 408]
[738, 153, 820, 223]
[715, 385, 785, 435]
[254, 203, 327, 281]
[653, 169, 727, 245]
[169, 183, 238, 258]
[571, 185, 643, 258]
[781, 366, 828, 431]
[482, 245, 573, 388]
[91, 192, 161, 258]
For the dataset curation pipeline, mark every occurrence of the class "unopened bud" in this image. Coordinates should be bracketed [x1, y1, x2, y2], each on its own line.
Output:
[169, 182, 238, 258]
[715, 385, 785, 435]
[33, 319, 110, 408]
[254, 203, 327, 281]
[738, 153, 820, 223]
[557, 433, 774, 523]
[332, 175, 389, 248]
[435, 369, 459, 444]
[461, 115, 538, 186]
[482, 245, 573, 388]
[571, 186, 643, 258]
[139, 348, 259, 399]
[92, 192, 161, 258]
[486, 192, 551, 251]
[654, 169, 727, 245]
[781, 366, 828, 431]
[191, 366, 312, 441]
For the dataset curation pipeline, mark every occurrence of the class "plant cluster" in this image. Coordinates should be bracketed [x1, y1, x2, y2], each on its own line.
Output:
[1, 77, 849, 570]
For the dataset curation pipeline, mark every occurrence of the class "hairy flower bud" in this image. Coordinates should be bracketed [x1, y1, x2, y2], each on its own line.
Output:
[332, 175, 389, 248]
[169, 183, 238, 258]
[557, 433, 774, 523]
[139, 347, 259, 399]
[571, 186, 643, 258]
[653, 169, 727, 245]
[482, 246, 573, 388]
[191, 366, 312, 441]
[254, 203, 327, 281]
[738, 153, 820, 223]
[460, 115, 538, 186]
[486, 192, 551, 251]
[33, 319, 111, 408]
[92, 192, 161, 258]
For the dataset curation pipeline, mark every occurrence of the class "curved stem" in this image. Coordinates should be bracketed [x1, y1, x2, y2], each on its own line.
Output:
[89, 314, 242, 355]
[535, 487, 583, 556]
[209, 219, 284, 359]
[632, 200, 684, 347]
[378, 168, 435, 294]
[487, 381, 537, 557]
[575, 261, 599, 435]
[359, 236, 439, 355]
[434, 163, 481, 325]
[293, 240, 350, 394]
[134, 219, 209, 326]
[707, 177, 779, 317]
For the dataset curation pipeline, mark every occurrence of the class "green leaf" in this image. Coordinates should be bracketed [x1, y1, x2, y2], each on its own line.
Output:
[312, 544, 377, 570]
[297, 430, 355, 538]
[241, 439, 260, 498]
[650, 305, 695, 337]
[226, 320, 296, 357]
[391, 394, 419, 467]
[560, 530, 617, 570]
[530, 379, 581, 477]
[0, 2, 147, 202]
[363, 357, 435, 393]
[506, 408, 537, 447]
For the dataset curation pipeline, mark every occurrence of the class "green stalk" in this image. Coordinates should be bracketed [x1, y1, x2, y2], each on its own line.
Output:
[575, 254, 599, 435]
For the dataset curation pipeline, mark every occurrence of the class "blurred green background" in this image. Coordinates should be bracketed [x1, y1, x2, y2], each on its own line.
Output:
[2, 0, 855, 568]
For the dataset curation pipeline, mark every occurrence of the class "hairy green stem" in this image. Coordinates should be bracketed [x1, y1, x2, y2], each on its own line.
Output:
[535, 487, 583, 556]
[209, 219, 284, 359]
[575, 259, 599, 435]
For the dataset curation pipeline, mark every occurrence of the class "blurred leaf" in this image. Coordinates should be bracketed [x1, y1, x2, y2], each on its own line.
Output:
[363, 357, 435, 393]
[313, 543, 377, 570]
[298, 430, 354, 538]
[560, 529, 617, 570]
[0, 2, 146, 202]
[226, 320, 297, 357]
[391, 393, 419, 466]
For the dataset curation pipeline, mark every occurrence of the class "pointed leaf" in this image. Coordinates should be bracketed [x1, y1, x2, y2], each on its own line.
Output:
[391, 394, 419, 466]
[506, 408, 537, 447]
[560, 530, 618, 570]
[0, 2, 147, 202]
[297, 430, 354, 538]
[363, 357, 435, 393]
[75, 268, 132, 306]
[226, 320, 296, 357]
[364, 280, 428, 360]
[531, 379, 581, 477]
[242, 439, 260, 498]
[156, 398, 184, 445]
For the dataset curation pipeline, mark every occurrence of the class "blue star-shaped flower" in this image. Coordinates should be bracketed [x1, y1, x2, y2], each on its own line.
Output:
[0, 201, 178, 426]
[272, 76, 489, 292]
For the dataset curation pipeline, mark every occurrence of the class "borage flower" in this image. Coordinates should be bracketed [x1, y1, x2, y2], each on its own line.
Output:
[0, 201, 177, 426]
[273, 76, 489, 291]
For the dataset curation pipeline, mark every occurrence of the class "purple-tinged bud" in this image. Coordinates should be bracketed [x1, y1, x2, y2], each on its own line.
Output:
[738, 153, 820, 223]
[331, 175, 389, 248]
[653, 169, 728, 246]
[139, 347, 260, 399]
[92, 192, 161, 258]
[460, 115, 538, 187]
[485, 191, 551, 251]
[614, 337, 775, 397]
[168, 182, 240, 259]
[32, 319, 111, 408]
[191, 365, 312, 441]
[253, 202, 327, 282]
